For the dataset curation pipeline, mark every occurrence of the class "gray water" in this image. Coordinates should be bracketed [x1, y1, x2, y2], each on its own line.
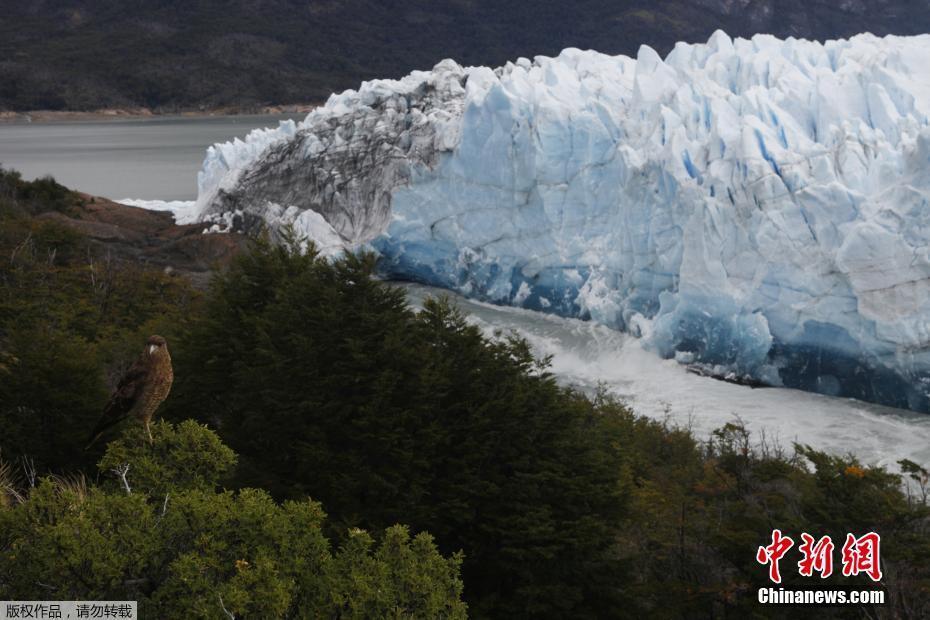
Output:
[0, 114, 304, 201]
[401, 283, 930, 472]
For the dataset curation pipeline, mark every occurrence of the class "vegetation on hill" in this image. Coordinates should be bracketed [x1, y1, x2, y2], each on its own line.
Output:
[2, 0, 929, 111]
[0, 167, 85, 216]
[0, 170, 199, 473]
[168, 235, 630, 617]
[0, 421, 467, 618]
[1, 171, 929, 617]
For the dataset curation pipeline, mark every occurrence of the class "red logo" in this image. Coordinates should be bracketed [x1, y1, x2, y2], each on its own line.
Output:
[757, 530, 882, 583]
[798, 533, 834, 578]
[841, 532, 882, 581]
[756, 529, 794, 584]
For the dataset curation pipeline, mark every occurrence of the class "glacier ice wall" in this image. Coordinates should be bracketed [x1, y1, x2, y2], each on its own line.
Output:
[193, 31, 930, 412]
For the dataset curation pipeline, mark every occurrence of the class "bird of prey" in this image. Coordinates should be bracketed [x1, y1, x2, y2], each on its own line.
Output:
[86, 335, 174, 448]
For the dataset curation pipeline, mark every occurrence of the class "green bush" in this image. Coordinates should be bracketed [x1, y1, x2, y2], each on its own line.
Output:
[169, 235, 629, 617]
[0, 421, 467, 619]
[0, 168, 82, 217]
[98, 420, 237, 496]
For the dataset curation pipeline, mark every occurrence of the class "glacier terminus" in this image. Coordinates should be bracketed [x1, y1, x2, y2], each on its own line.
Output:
[186, 31, 930, 413]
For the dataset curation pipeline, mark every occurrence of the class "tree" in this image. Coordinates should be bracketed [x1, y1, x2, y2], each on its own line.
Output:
[0, 186, 200, 473]
[0, 420, 466, 619]
[0, 325, 106, 472]
[169, 236, 629, 617]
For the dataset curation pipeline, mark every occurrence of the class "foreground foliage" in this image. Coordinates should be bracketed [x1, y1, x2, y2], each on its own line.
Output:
[2, 184, 929, 618]
[0, 421, 467, 619]
[171, 236, 930, 618]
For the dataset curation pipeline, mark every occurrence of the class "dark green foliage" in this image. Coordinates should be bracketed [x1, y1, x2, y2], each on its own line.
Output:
[0, 167, 83, 217]
[168, 235, 930, 618]
[170, 235, 629, 617]
[98, 420, 237, 495]
[1, 1, 929, 111]
[4, 171, 930, 617]
[0, 421, 467, 619]
[0, 325, 106, 474]
[610, 411, 930, 618]
[0, 172, 200, 472]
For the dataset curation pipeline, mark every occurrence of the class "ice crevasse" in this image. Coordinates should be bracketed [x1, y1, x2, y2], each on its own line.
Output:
[190, 30, 930, 412]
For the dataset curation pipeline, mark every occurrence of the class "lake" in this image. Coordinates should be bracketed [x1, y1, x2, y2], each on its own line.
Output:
[0, 114, 304, 201]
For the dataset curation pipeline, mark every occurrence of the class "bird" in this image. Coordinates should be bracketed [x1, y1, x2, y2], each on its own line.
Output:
[86, 335, 174, 449]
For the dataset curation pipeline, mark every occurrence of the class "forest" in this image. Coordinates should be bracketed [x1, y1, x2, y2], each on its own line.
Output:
[1, 169, 929, 617]
[3, 0, 930, 111]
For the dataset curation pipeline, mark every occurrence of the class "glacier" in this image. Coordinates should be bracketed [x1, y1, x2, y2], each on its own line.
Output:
[187, 31, 930, 413]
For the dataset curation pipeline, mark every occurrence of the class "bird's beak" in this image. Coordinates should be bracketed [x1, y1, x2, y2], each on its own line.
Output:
[149, 345, 157, 354]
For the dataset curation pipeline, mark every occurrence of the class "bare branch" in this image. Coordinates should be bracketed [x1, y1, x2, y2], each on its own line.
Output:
[20, 456, 36, 489]
[0, 452, 25, 506]
[155, 492, 170, 526]
[122, 578, 149, 586]
[10, 232, 33, 263]
[218, 594, 235, 620]
[112, 463, 132, 495]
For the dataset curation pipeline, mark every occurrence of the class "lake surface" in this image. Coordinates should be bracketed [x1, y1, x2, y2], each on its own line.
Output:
[4, 114, 929, 471]
[0, 114, 304, 201]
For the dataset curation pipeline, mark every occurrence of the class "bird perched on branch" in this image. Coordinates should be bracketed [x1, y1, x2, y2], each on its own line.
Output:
[86, 335, 174, 448]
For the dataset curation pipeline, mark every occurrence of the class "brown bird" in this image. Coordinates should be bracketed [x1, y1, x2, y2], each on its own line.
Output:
[86, 335, 174, 449]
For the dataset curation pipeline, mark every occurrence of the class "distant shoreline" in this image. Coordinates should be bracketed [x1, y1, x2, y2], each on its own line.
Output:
[0, 103, 320, 124]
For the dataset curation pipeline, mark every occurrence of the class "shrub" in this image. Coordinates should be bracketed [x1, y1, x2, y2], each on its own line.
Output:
[170, 236, 629, 617]
[0, 421, 466, 619]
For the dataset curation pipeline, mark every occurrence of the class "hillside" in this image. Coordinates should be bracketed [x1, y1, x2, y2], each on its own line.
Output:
[2, 0, 928, 111]
[3, 168, 930, 617]
[0, 168, 246, 286]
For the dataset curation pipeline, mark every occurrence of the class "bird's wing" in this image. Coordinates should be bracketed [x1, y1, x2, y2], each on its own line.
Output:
[85, 357, 150, 448]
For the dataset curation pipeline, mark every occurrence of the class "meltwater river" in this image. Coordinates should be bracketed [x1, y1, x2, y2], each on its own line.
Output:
[3, 114, 929, 471]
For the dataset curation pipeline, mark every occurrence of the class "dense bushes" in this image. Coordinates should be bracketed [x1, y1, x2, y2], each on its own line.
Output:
[170, 235, 930, 618]
[0, 421, 467, 618]
[611, 415, 930, 617]
[0, 168, 82, 216]
[169, 236, 629, 617]
[0, 182, 198, 471]
[2, 185, 929, 617]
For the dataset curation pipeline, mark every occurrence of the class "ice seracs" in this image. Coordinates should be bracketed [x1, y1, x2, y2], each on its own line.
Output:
[187, 30, 930, 413]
